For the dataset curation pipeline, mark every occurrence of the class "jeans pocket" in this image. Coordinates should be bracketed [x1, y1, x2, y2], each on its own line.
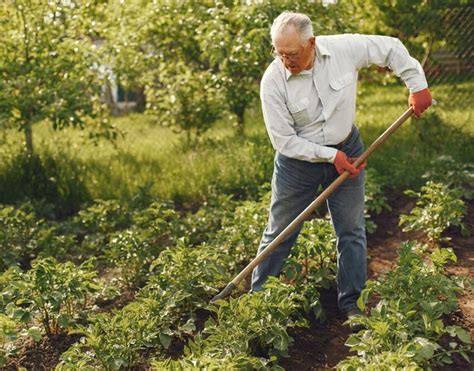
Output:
[342, 129, 364, 158]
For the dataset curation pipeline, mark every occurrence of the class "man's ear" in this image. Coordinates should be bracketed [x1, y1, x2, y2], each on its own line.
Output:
[309, 36, 316, 48]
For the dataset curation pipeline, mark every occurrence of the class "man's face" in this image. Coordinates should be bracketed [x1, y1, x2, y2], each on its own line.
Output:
[273, 26, 315, 75]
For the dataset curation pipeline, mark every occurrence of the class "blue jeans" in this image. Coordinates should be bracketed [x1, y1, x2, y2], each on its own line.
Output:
[251, 127, 367, 313]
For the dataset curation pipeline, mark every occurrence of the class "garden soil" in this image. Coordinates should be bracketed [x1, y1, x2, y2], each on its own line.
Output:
[280, 195, 474, 370]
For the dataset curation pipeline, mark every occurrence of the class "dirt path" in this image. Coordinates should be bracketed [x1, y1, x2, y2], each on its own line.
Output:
[280, 195, 474, 370]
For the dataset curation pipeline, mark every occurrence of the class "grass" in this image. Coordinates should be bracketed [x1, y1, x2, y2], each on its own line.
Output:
[0, 81, 472, 215]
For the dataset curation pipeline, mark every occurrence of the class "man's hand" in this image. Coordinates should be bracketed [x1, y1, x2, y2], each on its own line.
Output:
[409, 88, 432, 117]
[333, 151, 365, 178]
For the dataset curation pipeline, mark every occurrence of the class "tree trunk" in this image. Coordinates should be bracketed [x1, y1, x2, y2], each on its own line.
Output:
[104, 79, 119, 116]
[25, 120, 33, 156]
[421, 34, 434, 69]
[235, 110, 245, 137]
[135, 86, 146, 113]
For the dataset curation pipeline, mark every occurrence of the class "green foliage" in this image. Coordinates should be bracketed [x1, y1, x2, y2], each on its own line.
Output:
[104, 230, 155, 289]
[175, 194, 237, 247]
[58, 241, 229, 369]
[144, 243, 229, 311]
[214, 191, 270, 272]
[146, 63, 224, 144]
[57, 302, 164, 370]
[282, 218, 336, 320]
[0, 205, 44, 271]
[422, 155, 474, 200]
[0, 151, 91, 217]
[154, 278, 306, 369]
[340, 242, 472, 369]
[364, 169, 392, 234]
[355, 0, 470, 66]
[74, 200, 133, 235]
[4, 257, 101, 336]
[0, 0, 117, 154]
[0, 204, 75, 271]
[0, 314, 18, 367]
[196, 1, 272, 133]
[97, 0, 148, 94]
[400, 181, 467, 244]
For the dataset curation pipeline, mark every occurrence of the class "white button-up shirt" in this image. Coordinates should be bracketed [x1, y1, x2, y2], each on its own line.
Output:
[260, 34, 428, 163]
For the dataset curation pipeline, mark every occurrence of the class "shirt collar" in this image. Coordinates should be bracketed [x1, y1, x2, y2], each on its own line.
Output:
[284, 65, 312, 80]
[284, 40, 330, 81]
[316, 38, 331, 58]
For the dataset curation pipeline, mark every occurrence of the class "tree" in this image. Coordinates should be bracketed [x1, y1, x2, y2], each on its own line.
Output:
[197, 1, 271, 136]
[130, 1, 225, 143]
[146, 62, 224, 145]
[97, 0, 150, 113]
[349, 0, 471, 67]
[0, 0, 116, 155]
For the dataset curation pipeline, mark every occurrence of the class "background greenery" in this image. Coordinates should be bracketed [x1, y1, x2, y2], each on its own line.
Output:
[1, 1, 472, 369]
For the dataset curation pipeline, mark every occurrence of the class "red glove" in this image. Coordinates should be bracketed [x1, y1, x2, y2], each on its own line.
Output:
[408, 88, 432, 117]
[333, 151, 365, 178]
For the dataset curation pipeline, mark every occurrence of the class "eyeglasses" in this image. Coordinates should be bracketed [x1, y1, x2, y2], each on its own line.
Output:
[271, 46, 301, 62]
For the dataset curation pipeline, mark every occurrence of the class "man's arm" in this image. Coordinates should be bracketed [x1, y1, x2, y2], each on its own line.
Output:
[260, 80, 337, 163]
[348, 34, 432, 116]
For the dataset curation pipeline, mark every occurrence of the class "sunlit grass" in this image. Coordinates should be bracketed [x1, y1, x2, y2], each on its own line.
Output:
[1, 81, 472, 210]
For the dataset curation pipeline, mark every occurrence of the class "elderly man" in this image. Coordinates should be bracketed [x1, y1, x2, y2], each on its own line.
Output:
[251, 11, 431, 332]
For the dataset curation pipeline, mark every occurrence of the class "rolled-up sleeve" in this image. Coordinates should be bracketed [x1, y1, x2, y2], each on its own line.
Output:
[260, 79, 337, 163]
[349, 34, 428, 93]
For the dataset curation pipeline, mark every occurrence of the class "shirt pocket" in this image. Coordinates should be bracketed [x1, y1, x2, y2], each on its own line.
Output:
[287, 97, 311, 127]
[329, 72, 354, 107]
[329, 72, 354, 90]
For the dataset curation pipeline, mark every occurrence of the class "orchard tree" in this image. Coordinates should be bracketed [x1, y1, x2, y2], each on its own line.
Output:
[0, 0, 116, 155]
[197, 1, 272, 136]
[134, 1, 226, 143]
[146, 62, 224, 146]
[98, 0, 150, 112]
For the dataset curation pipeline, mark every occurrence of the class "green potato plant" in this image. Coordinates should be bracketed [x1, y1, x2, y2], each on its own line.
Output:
[154, 278, 307, 369]
[74, 200, 133, 236]
[0, 314, 18, 367]
[5, 257, 101, 337]
[0, 204, 73, 271]
[364, 169, 391, 234]
[399, 181, 467, 245]
[104, 229, 166, 289]
[58, 242, 230, 369]
[281, 218, 337, 320]
[215, 192, 271, 273]
[340, 242, 472, 368]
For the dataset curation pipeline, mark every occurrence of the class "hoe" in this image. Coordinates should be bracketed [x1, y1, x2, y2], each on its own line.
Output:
[211, 103, 435, 303]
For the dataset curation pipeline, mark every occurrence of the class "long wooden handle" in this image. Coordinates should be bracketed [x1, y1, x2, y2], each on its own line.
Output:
[211, 107, 414, 302]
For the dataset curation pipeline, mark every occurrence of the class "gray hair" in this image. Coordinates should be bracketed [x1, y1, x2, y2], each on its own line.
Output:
[270, 11, 314, 45]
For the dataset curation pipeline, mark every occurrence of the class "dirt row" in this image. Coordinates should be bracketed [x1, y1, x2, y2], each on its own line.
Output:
[280, 195, 474, 370]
